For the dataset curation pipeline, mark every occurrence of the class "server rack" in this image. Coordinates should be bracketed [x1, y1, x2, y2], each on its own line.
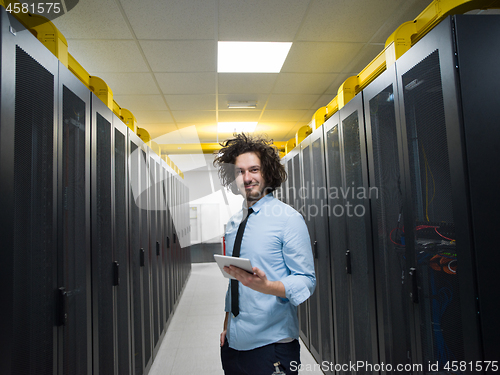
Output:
[363, 64, 413, 372]
[57, 61, 93, 375]
[113, 116, 133, 375]
[323, 94, 379, 374]
[0, 9, 59, 375]
[324, 111, 351, 371]
[148, 151, 161, 355]
[91, 93, 133, 375]
[394, 15, 500, 372]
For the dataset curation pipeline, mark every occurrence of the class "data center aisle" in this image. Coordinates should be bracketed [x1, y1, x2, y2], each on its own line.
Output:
[150, 262, 324, 375]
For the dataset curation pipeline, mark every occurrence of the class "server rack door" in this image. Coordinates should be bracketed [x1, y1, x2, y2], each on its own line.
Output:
[90, 94, 115, 375]
[128, 129, 145, 375]
[284, 156, 292, 206]
[166, 171, 174, 317]
[339, 94, 379, 371]
[324, 112, 351, 371]
[289, 148, 309, 345]
[395, 16, 481, 371]
[57, 64, 92, 375]
[453, 14, 500, 363]
[148, 153, 160, 352]
[300, 138, 321, 360]
[363, 65, 413, 371]
[159, 163, 168, 330]
[139, 146, 153, 372]
[113, 118, 132, 375]
[310, 127, 335, 370]
[0, 9, 58, 373]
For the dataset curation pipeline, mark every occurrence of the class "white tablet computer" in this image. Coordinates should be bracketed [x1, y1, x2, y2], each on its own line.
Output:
[214, 254, 254, 279]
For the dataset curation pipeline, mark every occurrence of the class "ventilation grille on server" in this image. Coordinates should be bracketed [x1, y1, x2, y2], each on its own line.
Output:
[62, 85, 88, 374]
[13, 46, 55, 375]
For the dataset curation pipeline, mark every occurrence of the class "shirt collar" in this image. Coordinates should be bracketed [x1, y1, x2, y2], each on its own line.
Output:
[242, 193, 273, 214]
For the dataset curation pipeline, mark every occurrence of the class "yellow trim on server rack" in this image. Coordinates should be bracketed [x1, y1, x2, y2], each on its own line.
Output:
[113, 100, 122, 118]
[137, 127, 152, 146]
[296, 126, 312, 146]
[68, 53, 90, 88]
[310, 107, 327, 130]
[89, 76, 114, 109]
[285, 138, 296, 155]
[120, 108, 138, 133]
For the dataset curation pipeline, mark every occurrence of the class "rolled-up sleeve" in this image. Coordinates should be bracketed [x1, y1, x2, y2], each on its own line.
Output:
[279, 213, 316, 306]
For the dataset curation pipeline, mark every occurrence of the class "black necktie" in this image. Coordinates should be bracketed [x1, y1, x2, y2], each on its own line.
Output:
[231, 207, 254, 317]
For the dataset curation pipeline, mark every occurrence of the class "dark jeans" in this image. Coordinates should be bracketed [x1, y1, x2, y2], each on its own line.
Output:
[221, 338, 300, 375]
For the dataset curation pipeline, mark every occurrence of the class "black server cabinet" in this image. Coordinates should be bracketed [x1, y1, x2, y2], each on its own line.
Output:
[338, 94, 378, 372]
[324, 94, 379, 373]
[113, 117, 132, 375]
[148, 151, 161, 354]
[324, 112, 351, 371]
[302, 128, 335, 369]
[395, 15, 500, 371]
[299, 138, 321, 360]
[90, 94, 132, 375]
[139, 145, 153, 373]
[285, 147, 310, 346]
[57, 63, 92, 375]
[128, 129, 147, 375]
[159, 161, 171, 325]
[0, 9, 59, 374]
[362, 65, 413, 372]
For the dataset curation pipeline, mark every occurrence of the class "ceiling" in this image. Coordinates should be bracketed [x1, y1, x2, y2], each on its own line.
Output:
[51, 0, 451, 147]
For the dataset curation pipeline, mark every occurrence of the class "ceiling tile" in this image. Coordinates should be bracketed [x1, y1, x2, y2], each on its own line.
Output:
[297, 0, 406, 43]
[52, 0, 133, 39]
[217, 111, 261, 122]
[165, 95, 216, 111]
[273, 73, 338, 94]
[260, 110, 309, 122]
[171, 111, 216, 123]
[312, 94, 336, 111]
[120, 0, 216, 40]
[282, 42, 364, 73]
[218, 0, 309, 41]
[96, 73, 160, 95]
[218, 74, 278, 94]
[156, 73, 216, 94]
[66, 40, 149, 73]
[265, 94, 320, 110]
[140, 40, 216, 72]
[132, 111, 174, 124]
[113, 95, 167, 112]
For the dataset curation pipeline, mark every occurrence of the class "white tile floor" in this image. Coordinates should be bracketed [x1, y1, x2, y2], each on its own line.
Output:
[149, 262, 324, 375]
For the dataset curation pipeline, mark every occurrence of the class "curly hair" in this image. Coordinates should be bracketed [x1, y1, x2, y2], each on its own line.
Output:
[213, 133, 286, 195]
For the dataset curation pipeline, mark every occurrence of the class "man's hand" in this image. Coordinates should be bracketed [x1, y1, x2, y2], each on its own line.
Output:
[220, 329, 227, 347]
[223, 266, 286, 298]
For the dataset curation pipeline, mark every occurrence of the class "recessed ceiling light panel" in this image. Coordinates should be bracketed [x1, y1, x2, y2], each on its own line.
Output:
[218, 42, 292, 73]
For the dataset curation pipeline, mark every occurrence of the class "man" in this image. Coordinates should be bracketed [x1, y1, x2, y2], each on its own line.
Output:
[213, 133, 316, 375]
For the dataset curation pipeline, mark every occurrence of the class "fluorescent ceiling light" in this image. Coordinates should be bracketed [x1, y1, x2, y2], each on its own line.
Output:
[218, 42, 292, 73]
[227, 101, 257, 109]
[218, 122, 257, 133]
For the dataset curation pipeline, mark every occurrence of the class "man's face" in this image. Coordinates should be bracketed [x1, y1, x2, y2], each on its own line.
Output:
[234, 152, 267, 203]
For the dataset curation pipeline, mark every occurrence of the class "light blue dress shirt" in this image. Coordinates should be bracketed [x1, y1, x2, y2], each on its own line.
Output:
[224, 193, 316, 351]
